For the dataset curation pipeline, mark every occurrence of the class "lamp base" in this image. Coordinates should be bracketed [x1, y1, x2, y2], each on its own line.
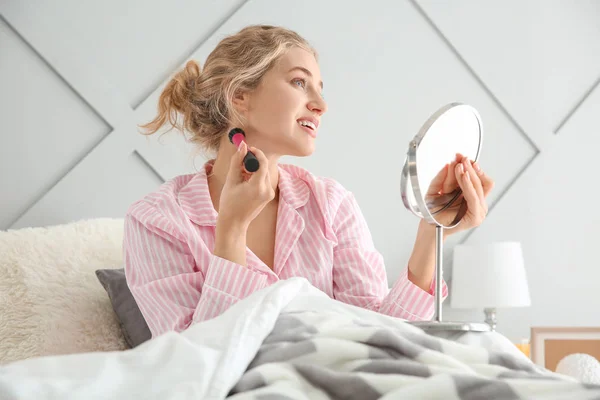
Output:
[484, 307, 497, 331]
[409, 321, 491, 332]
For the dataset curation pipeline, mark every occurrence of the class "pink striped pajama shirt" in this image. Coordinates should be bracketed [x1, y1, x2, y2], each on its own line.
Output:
[123, 160, 448, 338]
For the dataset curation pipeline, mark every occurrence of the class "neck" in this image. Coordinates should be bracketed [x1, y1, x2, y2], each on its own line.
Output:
[207, 139, 281, 207]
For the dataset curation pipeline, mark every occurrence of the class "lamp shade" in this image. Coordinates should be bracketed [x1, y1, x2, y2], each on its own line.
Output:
[450, 242, 531, 309]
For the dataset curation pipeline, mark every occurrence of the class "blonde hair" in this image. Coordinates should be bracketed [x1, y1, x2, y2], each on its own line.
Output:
[139, 25, 317, 156]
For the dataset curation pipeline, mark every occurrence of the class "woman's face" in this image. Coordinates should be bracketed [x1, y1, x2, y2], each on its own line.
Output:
[235, 47, 327, 158]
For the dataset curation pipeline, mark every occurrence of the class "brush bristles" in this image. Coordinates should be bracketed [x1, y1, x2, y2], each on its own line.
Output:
[228, 127, 245, 143]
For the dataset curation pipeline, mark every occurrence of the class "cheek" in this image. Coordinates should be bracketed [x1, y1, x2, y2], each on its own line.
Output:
[271, 90, 297, 113]
[247, 83, 303, 134]
[258, 94, 297, 129]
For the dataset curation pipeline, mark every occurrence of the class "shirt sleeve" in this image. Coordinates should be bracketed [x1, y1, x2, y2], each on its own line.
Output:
[330, 192, 448, 321]
[123, 201, 269, 338]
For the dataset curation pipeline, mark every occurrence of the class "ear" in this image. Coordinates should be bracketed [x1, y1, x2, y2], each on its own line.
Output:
[231, 89, 250, 112]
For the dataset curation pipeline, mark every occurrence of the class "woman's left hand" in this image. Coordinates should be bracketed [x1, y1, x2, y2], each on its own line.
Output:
[424, 153, 494, 236]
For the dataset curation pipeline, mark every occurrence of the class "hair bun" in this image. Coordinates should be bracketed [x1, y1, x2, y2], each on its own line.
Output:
[182, 60, 201, 92]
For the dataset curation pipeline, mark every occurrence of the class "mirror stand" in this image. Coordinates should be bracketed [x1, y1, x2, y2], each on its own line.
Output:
[410, 225, 490, 332]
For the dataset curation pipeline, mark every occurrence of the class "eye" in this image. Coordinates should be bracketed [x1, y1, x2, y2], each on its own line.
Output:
[292, 78, 306, 89]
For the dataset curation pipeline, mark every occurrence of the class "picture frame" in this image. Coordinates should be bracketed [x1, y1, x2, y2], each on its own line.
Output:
[530, 326, 600, 371]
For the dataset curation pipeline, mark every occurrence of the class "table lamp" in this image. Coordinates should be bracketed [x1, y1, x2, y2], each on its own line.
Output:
[450, 242, 531, 331]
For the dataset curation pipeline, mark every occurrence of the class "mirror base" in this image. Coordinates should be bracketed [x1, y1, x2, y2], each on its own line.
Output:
[409, 321, 491, 332]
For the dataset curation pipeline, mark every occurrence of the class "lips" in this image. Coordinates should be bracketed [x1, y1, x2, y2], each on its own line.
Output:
[298, 124, 317, 138]
[297, 117, 319, 139]
[298, 120, 315, 129]
[298, 122, 317, 138]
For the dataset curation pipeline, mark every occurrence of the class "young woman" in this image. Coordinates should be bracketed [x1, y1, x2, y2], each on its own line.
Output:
[123, 25, 494, 338]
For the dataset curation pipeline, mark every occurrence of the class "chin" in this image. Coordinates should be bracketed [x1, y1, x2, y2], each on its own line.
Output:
[290, 143, 315, 157]
[277, 129, 316, 157]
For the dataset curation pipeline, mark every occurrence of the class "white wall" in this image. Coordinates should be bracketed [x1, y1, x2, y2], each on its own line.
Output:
[1, 0, 598, 342]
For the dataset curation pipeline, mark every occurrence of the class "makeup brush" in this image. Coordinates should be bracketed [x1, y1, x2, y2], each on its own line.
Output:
[228, 127, 259, 172]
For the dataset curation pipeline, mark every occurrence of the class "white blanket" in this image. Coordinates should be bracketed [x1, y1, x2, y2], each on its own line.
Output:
[0, 278, 594, 400]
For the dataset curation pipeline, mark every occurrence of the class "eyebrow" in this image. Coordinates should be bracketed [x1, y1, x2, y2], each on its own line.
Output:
[288, 66, 323, 89]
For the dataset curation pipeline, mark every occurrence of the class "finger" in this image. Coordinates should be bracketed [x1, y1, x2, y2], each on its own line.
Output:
[458, 168, 481, 214]
[453, 161, 466, 192]
[227, 141, 248, 184]
[426, 163, 449, 196]
[472, 161, 495, 197]
[465, 160, 489, 215]
[463, 158, 484, 201]
[442, 159, 459, 194]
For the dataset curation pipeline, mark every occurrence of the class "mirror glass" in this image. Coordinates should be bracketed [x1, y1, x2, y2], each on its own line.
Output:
[401, 103, 482, 228]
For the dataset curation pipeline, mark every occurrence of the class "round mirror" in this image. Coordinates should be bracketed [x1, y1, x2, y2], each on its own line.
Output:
[401, 102, 482, 229]
[400, 102, 489, 332]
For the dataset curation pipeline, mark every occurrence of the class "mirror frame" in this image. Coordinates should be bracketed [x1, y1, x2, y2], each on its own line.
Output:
[400, 102, 483, 228]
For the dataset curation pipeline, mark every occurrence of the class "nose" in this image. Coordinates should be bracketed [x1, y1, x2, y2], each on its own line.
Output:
[308, 96, 327, 115]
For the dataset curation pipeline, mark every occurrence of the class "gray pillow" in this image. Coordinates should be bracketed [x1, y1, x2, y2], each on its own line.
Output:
[95, 268, 151, 348]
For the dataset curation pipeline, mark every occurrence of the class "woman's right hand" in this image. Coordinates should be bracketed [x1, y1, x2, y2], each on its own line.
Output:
[217, 141, 275, 230]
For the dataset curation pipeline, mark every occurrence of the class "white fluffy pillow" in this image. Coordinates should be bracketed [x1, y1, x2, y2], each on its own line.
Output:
[0, 218, 128, 365]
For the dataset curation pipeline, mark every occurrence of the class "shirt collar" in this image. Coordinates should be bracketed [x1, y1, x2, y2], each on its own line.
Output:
[178, 160, 310, 227]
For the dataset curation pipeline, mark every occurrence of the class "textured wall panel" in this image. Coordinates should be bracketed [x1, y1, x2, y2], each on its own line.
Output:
[0, 17, 110, 230]
[1, 0, 246, 108]
[10, 151, 163, 229]
[417, 0, 600, 142]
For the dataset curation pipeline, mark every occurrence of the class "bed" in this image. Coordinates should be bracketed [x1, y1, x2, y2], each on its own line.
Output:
[1, 218, 598, 399]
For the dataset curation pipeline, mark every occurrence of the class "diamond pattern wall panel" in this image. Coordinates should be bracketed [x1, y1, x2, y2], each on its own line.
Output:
[0, 16, 110, 230]
[10, 151, 163, 229]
